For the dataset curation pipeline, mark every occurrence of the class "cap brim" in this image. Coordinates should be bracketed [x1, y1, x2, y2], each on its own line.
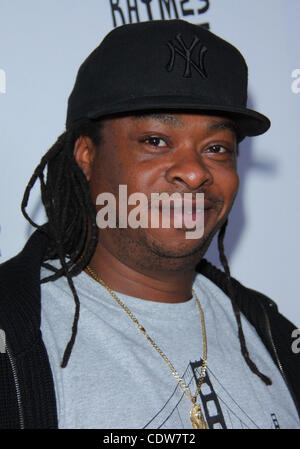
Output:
[83, 95, 270, 139]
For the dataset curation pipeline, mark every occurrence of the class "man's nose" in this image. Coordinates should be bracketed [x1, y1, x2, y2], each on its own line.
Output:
[165, 149, 213, 191]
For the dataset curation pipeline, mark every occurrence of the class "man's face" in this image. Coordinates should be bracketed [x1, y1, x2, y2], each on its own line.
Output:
[84, 112, 239, 272]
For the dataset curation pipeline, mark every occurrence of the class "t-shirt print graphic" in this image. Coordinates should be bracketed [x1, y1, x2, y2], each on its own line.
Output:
[142, 358, 280, 429]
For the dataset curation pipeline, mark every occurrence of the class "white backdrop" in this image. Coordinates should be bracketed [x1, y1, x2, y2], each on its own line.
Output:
[0, 0, 299, 325]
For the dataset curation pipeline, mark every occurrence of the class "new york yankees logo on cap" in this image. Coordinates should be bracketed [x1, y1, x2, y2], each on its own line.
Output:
[167, 33, 208, 78]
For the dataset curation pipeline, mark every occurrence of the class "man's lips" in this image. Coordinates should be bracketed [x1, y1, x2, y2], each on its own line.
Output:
[147, 196, 219, 232]
[150, 198, 218, 212]
[169, 199, 213, 211]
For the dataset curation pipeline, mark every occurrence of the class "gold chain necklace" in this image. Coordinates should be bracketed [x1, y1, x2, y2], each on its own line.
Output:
[86, 265, 208, 429]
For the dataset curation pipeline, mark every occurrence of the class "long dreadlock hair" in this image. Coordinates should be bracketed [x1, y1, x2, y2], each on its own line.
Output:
[21, 117, 271, 385]
[22, 118, 101, 367]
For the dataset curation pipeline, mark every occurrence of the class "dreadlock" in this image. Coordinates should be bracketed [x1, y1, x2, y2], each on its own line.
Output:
[21, 117, 101, 368]
[217, 219, 272, 385]
[22, 118, 272, 386]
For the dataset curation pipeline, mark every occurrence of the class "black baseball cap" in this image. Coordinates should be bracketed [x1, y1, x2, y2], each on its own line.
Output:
[66, 20, 270, 139]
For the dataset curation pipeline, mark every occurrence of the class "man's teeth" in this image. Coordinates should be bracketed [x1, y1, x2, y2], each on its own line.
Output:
[160, 206, 204, 213]
[169, 208, 204, 214]
[184, 209, 203, 214]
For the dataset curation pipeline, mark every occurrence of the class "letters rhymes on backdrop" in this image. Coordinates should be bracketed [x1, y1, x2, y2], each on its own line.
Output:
[110, 0, 210, 28]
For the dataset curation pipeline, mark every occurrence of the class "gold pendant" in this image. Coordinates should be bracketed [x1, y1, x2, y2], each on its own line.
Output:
[190, 404, 208, 429]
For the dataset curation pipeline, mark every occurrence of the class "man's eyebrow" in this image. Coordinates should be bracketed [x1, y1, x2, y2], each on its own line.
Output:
[132, 113, 185, 127]
[207, 120, 238, 134]
[132, 113, 238, 135]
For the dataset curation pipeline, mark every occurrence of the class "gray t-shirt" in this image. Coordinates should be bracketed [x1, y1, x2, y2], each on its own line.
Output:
[40, 264, 299, 429]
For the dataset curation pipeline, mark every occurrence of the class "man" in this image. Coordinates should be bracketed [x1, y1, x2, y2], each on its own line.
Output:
[0, 20, 299, 429]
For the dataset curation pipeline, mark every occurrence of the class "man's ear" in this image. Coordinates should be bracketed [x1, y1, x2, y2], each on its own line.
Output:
[73, 136, 96, 181]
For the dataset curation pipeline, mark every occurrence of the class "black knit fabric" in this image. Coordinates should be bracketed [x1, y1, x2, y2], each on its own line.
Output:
[0, 230, 58, 428]
[0, 230, 299, 428]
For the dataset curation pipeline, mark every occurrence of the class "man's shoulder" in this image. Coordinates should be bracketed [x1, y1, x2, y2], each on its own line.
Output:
[0, 229, 48, 285]
[0, 229, 48, 354]
[197, 258, 298, 336]
[197, 258, 298, 357]
[197, 258, 278, 311]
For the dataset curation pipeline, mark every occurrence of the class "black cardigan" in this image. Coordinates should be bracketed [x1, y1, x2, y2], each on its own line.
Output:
[0, 229, 299, 428]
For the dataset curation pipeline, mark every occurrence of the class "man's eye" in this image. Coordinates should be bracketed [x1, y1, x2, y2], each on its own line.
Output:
[207, 145, 228, 153]
[144, 137, 166, 147]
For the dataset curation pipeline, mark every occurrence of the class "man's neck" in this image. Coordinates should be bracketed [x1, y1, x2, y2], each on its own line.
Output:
[86, 242, 197, 303]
